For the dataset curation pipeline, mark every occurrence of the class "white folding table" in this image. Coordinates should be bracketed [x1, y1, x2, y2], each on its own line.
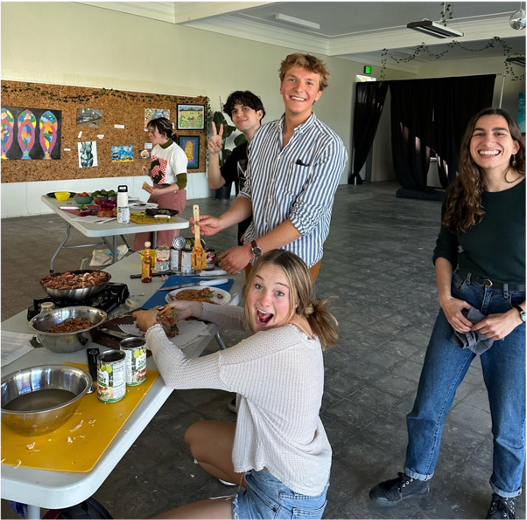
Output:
[41, 195, 189, 272]
[1, 253, 244, 519]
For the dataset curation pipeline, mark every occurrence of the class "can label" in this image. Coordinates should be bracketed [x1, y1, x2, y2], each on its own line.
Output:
[97, 350, 126, 402]
[181, 249, 193, 273]
[170, 249, 181, 271]
[206, 248, 216, 270]
[120, 338, 147, 386]
[117, 207, 130, 224]
[154, 246, 170, 272]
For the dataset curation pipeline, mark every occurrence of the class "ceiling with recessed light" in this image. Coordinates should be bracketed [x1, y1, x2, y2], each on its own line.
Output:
[79, 2, 526, 73]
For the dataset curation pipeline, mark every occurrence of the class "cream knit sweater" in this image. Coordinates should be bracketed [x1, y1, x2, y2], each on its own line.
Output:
[145, 303, 331, 496]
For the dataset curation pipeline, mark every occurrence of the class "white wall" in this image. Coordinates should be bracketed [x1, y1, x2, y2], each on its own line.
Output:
[1, 2, 383, 218]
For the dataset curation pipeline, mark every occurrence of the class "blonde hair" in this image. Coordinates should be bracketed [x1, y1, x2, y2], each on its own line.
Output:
[278, 53, 330, 91]
[243, 250, 338, 349]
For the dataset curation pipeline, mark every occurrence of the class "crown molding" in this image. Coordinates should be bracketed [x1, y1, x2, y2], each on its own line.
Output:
[328, 15, 516, 57]
[76, 2, 177, 23]
[172, 2, 272, 23]
[183, 14, 330, 55]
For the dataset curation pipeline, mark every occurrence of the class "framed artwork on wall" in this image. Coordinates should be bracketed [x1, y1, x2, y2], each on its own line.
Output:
[177, 104, 204, 130]
[178, 135, 200, 169]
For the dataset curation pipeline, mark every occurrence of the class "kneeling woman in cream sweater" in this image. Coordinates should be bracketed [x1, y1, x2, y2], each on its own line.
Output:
[134, 249, 338, 519]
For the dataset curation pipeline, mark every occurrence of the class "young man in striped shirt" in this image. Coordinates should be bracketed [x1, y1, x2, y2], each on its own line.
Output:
[198, 53, 348, 281]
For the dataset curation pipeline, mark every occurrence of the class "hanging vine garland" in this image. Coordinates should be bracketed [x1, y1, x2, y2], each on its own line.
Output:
[380, 36, 525, 81]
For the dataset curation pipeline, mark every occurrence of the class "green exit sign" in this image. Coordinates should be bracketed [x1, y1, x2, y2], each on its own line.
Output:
[364, 65, 372, 74]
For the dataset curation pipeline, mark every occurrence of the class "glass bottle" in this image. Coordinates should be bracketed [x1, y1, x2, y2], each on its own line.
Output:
[141, 241, 153, 283]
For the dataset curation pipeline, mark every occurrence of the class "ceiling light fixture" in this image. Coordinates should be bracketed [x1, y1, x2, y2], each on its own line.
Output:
[407, 20, 464, 38]
[274, 13, 320, 30]
[506, 56, 526, 66]
[509, 7, 526, 30]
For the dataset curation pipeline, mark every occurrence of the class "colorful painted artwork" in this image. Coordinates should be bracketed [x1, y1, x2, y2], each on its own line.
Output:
[39, 111, 59, 160]
[177, 104, 205, 130]
[111, 145, 134, 162]
[144, 108, 170, 130]
[1, 108, 14, 159]
[18, 110, 37, 159]
[139, 149, 151, 160]
[178, 135, 200, 169]
[1, 106, 62, 160]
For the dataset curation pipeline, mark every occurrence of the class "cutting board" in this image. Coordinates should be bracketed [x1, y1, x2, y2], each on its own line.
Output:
[1, 363, 159, 472]
[129, 214, 176, 225]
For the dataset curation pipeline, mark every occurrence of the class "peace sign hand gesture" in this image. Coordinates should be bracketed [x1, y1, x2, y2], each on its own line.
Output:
[207, 122, 223, 155]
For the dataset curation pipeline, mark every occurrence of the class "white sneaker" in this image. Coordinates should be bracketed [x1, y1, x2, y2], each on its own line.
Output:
[228, 397, 237, 413]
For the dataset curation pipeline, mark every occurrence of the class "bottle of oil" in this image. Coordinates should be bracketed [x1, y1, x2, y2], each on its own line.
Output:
[141, 241, 153, 283]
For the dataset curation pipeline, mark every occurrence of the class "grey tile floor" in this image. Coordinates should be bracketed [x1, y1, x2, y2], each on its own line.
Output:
[1, 181, 524, 519]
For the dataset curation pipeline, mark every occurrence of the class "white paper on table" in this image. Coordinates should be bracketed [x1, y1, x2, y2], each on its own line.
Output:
[118, 320, 210, 349]
[72, 216, 117, 224]
[1, 331, 35, 367]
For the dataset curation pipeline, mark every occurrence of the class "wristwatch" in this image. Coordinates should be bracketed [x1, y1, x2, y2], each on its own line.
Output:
[514, 305, 526, 323]
[251, 240, 262, 259]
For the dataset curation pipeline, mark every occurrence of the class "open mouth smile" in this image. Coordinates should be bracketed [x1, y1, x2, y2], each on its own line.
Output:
[256, 309, 274, 325]
[478, 150, 501, 156]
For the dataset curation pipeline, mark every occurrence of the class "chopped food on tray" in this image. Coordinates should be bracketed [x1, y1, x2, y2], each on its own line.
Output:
[169, 288, 215, 303]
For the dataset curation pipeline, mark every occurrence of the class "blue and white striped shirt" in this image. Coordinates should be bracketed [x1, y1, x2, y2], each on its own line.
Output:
[239, 113, 348, 267]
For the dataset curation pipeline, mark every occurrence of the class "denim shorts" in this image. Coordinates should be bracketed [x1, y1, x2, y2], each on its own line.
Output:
[232, 469, 329, 519]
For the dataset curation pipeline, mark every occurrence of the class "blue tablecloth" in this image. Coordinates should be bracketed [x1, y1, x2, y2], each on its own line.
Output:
[142, 275, 234, 309]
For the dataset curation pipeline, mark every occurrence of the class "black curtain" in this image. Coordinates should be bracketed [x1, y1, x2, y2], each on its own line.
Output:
[349, 81, 388, 184]
[432, 75, 496, 187]
[390, 79, 435, 190]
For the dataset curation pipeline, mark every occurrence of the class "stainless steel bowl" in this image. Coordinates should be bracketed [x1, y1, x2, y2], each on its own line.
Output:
[28, 306, 107, 353]
[40, 269, 111, 301]
[1, 364, 92, 436]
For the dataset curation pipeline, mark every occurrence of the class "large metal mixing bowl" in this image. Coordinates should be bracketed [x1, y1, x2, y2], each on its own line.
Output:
[28, 306, 107, 353]
[1, 364, 92, 436]
[40, 269, 111, 301]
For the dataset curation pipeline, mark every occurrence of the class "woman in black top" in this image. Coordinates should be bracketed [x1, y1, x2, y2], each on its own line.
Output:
[369, 107, 525, 519]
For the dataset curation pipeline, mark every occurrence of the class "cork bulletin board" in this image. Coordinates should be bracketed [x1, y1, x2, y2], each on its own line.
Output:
[1, 81, 208, 183]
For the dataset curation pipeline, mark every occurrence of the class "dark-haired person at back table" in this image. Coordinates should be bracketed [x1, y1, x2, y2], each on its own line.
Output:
[134, 117, 187, 251]
[197, 53, 348, 282]
[369, 107, 525, 519]
[208, 91, 265, 245]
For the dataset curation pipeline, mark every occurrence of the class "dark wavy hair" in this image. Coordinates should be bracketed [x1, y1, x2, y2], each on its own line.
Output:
[146, 117, 175, 140]
[279, 53, 330, 91]
[223, 90, 266, 121]
[443, 107, 525, 235]
[243, 250, 338, 349]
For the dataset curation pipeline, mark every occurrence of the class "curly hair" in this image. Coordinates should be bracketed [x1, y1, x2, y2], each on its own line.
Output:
[243, 250, 338, 349]
[443, 107, 526, 235]
[278, 53, 330, 91]
[223, 90, 266, 121]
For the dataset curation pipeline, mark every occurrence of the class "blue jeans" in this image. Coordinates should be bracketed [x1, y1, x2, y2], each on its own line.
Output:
[232, 470, 329, 519]
[405, 270, 526, 497]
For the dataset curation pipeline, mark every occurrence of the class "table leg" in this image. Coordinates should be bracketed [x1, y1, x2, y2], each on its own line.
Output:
[215, 332, 227, 350]
[50, 223, 72, 273]
[111, 236, 118, 264]
[152, 231, 158, 249]
[26, 504, 41, 520]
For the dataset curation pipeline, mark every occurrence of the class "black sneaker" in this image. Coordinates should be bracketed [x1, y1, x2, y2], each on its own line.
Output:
[486, 493, 516, 519]
[228, 397, 237, 413]
[369, 472, 429, 506]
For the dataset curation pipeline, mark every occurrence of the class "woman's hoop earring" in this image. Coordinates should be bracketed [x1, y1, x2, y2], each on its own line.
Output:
[512, 154, 517, 167]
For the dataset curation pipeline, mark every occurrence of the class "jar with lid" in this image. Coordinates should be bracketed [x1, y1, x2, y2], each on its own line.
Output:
[39, 301, 55, 314]
[141, 241, 154, 283]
